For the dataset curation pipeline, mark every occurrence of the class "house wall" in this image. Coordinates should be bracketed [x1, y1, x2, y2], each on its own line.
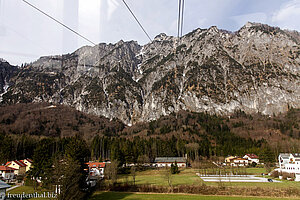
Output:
[156, 163, 186, 167]
[0, 171, 14, 180]
[90, 167, 105, 176]
[282, 164, 300, 173]
[243, 156, 259, 164]
[23, 160, 32, 172]
[278, 154, 300, 175]
[7, 162, 20, 170]
[295, 174, 300, 182]
[9, 167, 25, 175]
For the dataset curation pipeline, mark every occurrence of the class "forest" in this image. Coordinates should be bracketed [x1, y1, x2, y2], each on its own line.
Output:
[1, 103, 294, 165]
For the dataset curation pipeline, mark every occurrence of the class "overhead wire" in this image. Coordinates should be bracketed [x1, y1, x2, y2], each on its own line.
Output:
[121, 0, 153, 43]
[177, 0, 185, 40]
[22, 0, 125, 71]
[22, 0, 96, 46]
[180, 0, 185, 38]
[177, 0, 182, 38]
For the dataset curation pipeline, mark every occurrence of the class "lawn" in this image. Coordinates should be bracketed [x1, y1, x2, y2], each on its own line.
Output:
[90, 191, 300, 200]
[118, 168, 201, 186]
[117, 168, 300, 189]
[244, 167, 268, 175]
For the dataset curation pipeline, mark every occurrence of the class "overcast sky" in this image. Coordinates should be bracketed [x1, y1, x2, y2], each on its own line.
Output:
[1, 0, 300, 65]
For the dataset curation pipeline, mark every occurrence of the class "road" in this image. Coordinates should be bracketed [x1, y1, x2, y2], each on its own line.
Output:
[6, 185, 21, 191]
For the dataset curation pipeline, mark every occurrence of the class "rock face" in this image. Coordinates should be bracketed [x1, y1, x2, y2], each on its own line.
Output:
[0, 59, 18, 101]
[1, 22, 300, 125]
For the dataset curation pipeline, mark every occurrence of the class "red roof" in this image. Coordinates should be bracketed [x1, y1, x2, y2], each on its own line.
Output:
[245, 154, 259, 159]
[21, 158, 33, 164]
[86, 162, 105, 168]
[0, 166, 17, 171]
[6, 160, 27, 167]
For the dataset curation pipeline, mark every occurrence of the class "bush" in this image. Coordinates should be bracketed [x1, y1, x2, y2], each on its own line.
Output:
[282, 172, 295, 180]
[16, 175, 25, 183]
[251, 162, 257, 167]
[24, 177, 37, 186]
[170, 162, 179, 174]
[270, 170, 279, 178]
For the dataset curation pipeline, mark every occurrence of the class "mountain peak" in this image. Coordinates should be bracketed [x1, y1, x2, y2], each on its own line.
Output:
[243, 21, 261, 28]
[0, 58, 7, 63]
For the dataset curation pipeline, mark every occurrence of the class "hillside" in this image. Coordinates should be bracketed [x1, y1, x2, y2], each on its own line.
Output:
[1, 103, 299, 154]
[0, 103, 124, 138]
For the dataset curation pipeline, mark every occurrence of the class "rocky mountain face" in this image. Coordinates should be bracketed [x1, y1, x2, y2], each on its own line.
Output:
[0, 59, 18, 101]
[1, 22, 300, 125]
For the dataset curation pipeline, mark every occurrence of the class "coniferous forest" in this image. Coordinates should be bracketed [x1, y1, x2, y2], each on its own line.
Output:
[2, 103, 299, 165]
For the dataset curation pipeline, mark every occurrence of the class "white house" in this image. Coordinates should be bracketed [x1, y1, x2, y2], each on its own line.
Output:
[154, 157, 187, 168]
[21, 158, 33, 172]
[0, 166, 15, 180]
[86, 162, 105, 177]
[278, 153, 290, 170]
[5, 160, 27, 175]
[277, 153, 300, 181]
[225, 156, 249, 167]
[243, 154, 259, 164]
[230, 157, 249, 167]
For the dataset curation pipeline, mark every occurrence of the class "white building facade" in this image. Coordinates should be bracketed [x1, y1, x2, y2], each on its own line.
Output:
[277, 153, 300, 181]
[243, 154, 259, 164]
[0, 166, 15, 180]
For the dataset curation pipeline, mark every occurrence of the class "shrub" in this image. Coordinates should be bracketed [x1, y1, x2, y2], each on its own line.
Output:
[282, 172, 295, 180]
[270, 170, 279, 178]
[170, 162, 179, 174]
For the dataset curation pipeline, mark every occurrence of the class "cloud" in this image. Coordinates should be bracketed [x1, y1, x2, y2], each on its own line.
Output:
[272, 0, 300, 31]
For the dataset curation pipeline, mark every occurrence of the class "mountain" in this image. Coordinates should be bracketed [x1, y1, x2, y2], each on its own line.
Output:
[0, 59, 18, 100]
[1, 22, 300, 125]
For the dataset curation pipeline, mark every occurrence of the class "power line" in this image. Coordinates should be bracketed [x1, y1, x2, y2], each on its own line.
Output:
[177, 0, 182, 38]
[121, 0, 153, 43]
[22, 0, 96, 46]
[180, 0, 185, 37]
[177, 0, 185, 38]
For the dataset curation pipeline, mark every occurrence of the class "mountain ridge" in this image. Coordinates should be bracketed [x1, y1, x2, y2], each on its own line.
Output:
[1, 22, 300, 125]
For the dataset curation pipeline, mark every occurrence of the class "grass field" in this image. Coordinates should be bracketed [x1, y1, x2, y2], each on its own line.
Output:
[117, 168, 300, 189]
[118, 168, 201, 186]
[90, 191, 300, 200]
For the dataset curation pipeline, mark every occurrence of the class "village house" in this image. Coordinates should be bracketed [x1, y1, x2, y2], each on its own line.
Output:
[86, 162, 106, 177]
[154, 157, 187, 168]
[277, 153, 300, 181]
[225, 156, 249, 167]
[5, 160, 27, 175]
[21, 158, 33, 172]
[225, 156, 236, 163]
[231, 157, 249, 167]
[243, 154, 259, 164]
[0, 180, 10, 200]
[0, 166, 15, 180]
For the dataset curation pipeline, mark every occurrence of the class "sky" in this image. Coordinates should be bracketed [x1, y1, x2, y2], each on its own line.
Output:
[1, 0, 300, 65]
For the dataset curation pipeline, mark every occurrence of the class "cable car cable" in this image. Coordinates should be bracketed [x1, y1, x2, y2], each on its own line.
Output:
[22, 0, 96, 46]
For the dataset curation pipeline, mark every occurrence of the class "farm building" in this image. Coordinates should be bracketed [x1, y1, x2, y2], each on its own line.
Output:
[154, 157, 186, 167]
